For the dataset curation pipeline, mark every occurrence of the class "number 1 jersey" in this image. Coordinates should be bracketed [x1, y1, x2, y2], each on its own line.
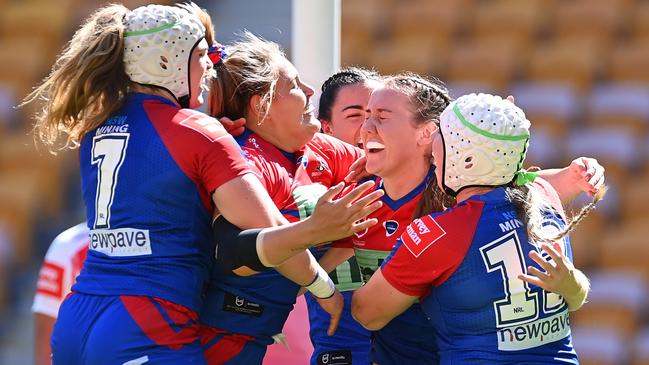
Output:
[382, 181, 579, 364]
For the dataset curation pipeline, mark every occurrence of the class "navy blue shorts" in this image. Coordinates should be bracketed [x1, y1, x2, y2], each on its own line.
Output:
[306, 291, 371, 365]
[199, 325, 264, 365]
[370, 304, 439, 365]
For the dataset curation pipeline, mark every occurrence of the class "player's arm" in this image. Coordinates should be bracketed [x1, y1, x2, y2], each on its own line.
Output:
[535, 157, 605, 204]
[352, 268, 418, 330]
[212, 180, 382, 272]
[319, 247, 355, 273]
[34, 313, 55, 365]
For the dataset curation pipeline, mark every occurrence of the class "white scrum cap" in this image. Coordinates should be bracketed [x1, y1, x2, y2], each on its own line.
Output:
[123, 4, 205, 104]
[438, 93, 531, 196]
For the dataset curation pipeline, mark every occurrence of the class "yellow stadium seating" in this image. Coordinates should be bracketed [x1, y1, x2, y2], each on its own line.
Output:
[632, 1, 649, 42]
[608, 41, 649, 85]
[597, 222, 649, 280]
[550, 0, 625, 48]
[0, 172, 39, 266]
[526, 38, 603, 92]
[0, 132, 68, 217]
[470, 0, 546, 51]
[390, 0, 473, 40]
[369, 33, 447, 77]
[0, 2, 69, 47]
[445, 38, 522, 93]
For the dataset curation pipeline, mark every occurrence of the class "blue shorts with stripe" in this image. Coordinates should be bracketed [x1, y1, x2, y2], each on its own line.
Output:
[52, 292, 205, 365]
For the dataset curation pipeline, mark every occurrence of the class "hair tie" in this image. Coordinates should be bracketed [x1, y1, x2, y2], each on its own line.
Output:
[515, 169, 538, 186]
[208, 42, 228, 65]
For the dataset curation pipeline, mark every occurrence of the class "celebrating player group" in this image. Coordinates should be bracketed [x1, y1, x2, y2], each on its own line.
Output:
[27, 2, 606, 364]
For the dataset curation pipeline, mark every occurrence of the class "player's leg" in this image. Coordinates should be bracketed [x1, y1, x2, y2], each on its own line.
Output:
[200, 325, 264, 365]
[51, 292, 107, 365]
[84, 295, 205, 365]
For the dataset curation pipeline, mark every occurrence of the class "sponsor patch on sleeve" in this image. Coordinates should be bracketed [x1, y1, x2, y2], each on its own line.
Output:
[179, 114, 227, 142]
[400, 215, 446, 258]
[36, 261, 65, 298]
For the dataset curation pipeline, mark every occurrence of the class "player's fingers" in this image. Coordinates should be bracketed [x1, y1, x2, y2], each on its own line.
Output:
[319, 182, 345, 203]
[526, 266, 551, 281]
[351, 189, 384, 209]
[518, 273, 547, 290]
[351, 202, 383, 223]
[352, 218, 379, 232]
[540, 243, 565, 270]
[327, 311, 341, 336]
[528, 250, 557, 275]
[338, 181, 375, 205]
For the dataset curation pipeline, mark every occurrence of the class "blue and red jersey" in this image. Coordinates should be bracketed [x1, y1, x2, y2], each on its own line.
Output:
[75, 92, 250, 312]
[200, 129, 362, 342]
[381, 180, 579, 364]
[333, 169, 439, 365]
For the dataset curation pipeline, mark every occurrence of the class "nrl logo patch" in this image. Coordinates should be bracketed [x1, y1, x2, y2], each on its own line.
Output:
[384, 220, 399, 236]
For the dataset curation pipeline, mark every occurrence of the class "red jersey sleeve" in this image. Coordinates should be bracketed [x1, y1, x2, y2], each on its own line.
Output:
[182, 114, 251, 194]
[313, 133, 364, 184]
[381, 200, 484, 297]
[146, 104, 251, 195]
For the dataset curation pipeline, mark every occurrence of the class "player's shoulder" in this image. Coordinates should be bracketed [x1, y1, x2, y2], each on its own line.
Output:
[172, 109, 229, 142]
[400, 200, 485, 257]
[310, 133, 355, 150]
[46, 223, 90, 262]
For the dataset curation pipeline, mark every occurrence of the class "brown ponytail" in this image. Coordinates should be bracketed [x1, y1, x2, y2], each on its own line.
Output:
[23, 4, 130, 150]
[413, 158, 456, 219]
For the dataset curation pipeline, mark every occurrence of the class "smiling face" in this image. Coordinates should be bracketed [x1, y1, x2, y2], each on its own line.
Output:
[188, 38, 214, 109]
[321, 82, 375, 146]
[260, 55, 320, 150]
[362, 87, 431, 181]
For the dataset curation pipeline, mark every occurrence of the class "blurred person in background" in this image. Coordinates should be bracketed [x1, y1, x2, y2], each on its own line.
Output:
[200, 32, 383, 365]
[352, 93, 603, 364]
[323, 75, 603, 365]
[23, 3, 380, 364]
[32, 223, 88, 365]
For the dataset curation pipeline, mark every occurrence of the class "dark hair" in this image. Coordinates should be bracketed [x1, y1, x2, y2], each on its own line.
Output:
[318, 67, 380, 121]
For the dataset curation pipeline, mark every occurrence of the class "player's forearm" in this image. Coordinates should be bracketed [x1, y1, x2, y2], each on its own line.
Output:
[256, 218, 324, 266]
[561, 268, 590, 312]
[274, 250, 320, 286]
[536, 167, 580, 204]
[319, 247, 354, 273]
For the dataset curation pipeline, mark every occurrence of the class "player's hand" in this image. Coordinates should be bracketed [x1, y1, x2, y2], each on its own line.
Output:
[568, 157, 605, 197]
[345, 156, 370, 183]
[219, 117, 246, 136]
[308, 181, 383, 244]
[518, 242, 580, 299]
[315, 289, 344, 336]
